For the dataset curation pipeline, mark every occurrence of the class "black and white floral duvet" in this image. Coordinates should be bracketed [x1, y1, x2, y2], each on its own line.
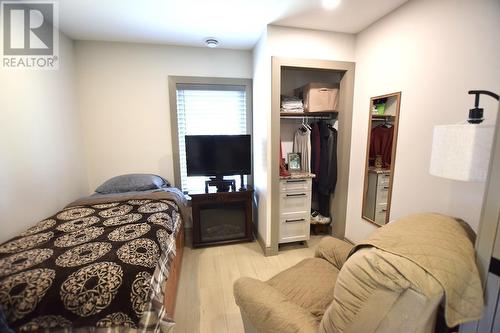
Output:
[0, 189, 186, 332]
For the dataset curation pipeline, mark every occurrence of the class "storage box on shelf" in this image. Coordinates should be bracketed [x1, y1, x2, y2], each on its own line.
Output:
[294, 82, 339, 113]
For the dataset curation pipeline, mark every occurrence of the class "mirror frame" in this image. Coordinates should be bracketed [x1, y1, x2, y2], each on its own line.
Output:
[361, 92, 401, 226]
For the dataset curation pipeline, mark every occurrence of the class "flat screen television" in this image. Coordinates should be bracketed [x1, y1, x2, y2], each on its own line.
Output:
[185, 135, 251, 178]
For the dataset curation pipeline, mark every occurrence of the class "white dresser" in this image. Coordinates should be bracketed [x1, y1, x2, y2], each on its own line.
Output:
[362, 169, 391, 225]
[279, 177, 312, 244]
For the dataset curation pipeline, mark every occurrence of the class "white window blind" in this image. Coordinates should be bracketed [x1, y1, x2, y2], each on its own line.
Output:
[176, 84, 247, 192]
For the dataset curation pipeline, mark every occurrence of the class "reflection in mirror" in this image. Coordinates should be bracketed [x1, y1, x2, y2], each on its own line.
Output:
[362, 92, 401, 227]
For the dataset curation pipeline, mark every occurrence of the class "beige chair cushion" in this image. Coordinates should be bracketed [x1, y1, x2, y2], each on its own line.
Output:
[268, 257, 339, 319]
[234, 277, 319, 333]
[319, 248, 443, 333]
[351, 213, 483, 327]
[314, 237, 354, 270]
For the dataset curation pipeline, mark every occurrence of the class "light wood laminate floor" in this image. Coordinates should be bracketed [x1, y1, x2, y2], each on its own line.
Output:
[173, 235, 324, 333]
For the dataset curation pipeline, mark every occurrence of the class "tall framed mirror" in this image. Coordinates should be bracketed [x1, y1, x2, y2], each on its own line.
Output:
[362, 92, 401, 226]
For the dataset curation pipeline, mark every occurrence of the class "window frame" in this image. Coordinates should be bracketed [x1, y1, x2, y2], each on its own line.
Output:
[168, 76, 253, 191]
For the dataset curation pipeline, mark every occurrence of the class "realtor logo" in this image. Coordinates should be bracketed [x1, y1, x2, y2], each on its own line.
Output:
[1, 1, 59, 69]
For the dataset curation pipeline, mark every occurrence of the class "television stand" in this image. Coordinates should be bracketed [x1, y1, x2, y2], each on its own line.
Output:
[205, 177, 236, 193]
[191, 187, 254, 247]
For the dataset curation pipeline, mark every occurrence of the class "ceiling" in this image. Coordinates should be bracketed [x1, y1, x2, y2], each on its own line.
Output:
[59, 0, 409, 50]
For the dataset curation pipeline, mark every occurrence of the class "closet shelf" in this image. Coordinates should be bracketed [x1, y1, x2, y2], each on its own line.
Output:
[280, 111, 338, 119]
[371, 114, 395, 118]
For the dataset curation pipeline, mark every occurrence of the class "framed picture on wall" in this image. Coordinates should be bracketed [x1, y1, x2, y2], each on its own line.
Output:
[287, 153, 301, 172]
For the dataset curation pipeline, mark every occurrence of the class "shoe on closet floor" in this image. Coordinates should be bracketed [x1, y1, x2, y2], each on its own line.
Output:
[316, 214, 331, 224]
[310, 210, 320, 224]
[310, 211, 331, 225]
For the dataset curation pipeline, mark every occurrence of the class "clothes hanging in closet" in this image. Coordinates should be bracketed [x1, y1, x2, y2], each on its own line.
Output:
[369, 125, 394, 168]
[317, 121, 338, 217]
[311, 122, 321, 182]
[293, 127, 311, 172]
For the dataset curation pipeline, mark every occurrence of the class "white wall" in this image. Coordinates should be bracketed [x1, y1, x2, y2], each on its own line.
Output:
[252, 31, 272, 246]
[252, 25, 356, 248]
[346, 0, 500, 242]
[267, 25, 355, 61]
[0, 33, 88, 242]
[75, 41, 252, 191]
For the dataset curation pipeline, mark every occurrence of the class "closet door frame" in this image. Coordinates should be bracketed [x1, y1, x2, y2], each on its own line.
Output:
[270, 57, 355, 254]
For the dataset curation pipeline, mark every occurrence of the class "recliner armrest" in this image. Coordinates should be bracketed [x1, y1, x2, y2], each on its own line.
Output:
[315, 237, 354, 270]
[234, 277, 318, 333]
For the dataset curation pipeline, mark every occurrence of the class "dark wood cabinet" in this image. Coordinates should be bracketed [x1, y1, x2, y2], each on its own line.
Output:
[190, 188, 253, 248]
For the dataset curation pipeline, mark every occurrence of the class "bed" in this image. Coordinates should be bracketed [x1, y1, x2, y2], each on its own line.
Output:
[0, 175, 187, 332]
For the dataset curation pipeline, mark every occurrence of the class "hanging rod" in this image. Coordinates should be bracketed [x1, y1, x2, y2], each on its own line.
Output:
[280, 111, 337, 119]
[281, 115, 333, 120]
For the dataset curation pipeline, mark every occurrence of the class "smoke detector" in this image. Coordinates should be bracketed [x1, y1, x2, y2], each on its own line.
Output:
[204, 38, 219, 48]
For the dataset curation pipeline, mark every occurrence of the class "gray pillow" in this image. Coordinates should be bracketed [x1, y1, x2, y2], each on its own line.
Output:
[95, 174, 170, 194]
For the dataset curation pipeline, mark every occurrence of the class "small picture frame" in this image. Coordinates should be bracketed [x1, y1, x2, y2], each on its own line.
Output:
[287, 153, 301, 172]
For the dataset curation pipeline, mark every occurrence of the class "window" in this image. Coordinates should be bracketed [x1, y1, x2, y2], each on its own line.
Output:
[175, 83, 250, 192]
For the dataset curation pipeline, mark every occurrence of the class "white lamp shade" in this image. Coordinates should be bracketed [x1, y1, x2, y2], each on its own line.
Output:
[430, 124, 494, 182]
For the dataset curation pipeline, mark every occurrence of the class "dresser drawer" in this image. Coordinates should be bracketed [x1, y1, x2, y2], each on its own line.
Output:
[280, 192, 310, 214]
[375, 185, 389, 206]
[377, 173, 391, 187]
[375, 203, 388, 225]
[279, 212, 310, 243]
[280, 178, 312, 193]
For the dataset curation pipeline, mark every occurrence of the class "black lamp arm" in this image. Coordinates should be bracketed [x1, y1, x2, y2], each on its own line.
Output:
[467, 90, 500, 124]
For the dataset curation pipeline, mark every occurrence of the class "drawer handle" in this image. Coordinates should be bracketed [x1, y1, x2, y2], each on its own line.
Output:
[286, 193, 307, 197]
[286, 179, 306, 183]
[383, 186, 389, 190]
[285, 218, 306, 223]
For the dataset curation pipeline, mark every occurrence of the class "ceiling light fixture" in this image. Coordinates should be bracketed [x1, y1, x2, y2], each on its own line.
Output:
[205, 38, 219, 48]
[322, 0, 341, 10]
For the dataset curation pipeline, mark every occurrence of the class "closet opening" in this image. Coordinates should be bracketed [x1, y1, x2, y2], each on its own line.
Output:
[270, 59, 355, 253]
[279, 66, 345, 244]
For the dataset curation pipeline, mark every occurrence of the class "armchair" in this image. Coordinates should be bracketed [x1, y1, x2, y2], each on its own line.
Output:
[234, 237, 443, 333]
[234, 213, 483, 333]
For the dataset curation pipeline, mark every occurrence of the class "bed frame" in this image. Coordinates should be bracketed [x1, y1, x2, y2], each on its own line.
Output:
[163, 225, 184, 317]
